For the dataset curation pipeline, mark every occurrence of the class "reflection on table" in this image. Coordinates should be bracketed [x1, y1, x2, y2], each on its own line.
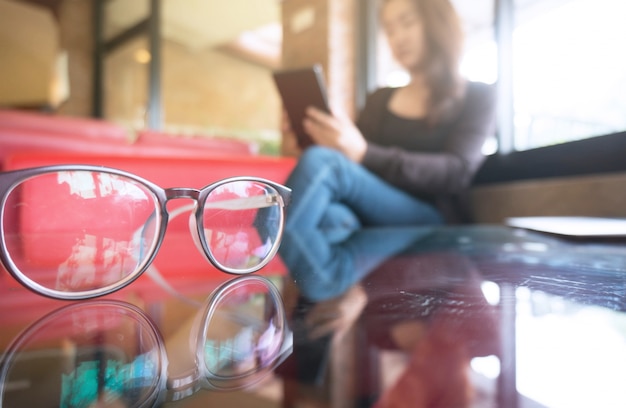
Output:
[278, 225, 626, 408]
[0, 276, 291, 407]
[1, 224, 625, 407]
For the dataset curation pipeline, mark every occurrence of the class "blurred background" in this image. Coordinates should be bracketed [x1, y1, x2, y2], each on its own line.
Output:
[1, 0, 625, 155]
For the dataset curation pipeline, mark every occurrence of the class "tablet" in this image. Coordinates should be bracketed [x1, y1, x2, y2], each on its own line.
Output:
[273, 64, 331, 149]
[506, 216, 626, 238]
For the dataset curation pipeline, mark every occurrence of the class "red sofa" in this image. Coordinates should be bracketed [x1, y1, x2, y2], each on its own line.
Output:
[0, 109, 296, 316]
[0, 109, 260, 167]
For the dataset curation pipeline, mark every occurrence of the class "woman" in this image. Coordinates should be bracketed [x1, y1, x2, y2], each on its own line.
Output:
[282, 0, 496, 232]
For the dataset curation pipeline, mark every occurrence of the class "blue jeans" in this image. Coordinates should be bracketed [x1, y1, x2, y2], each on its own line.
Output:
[279, 226, 435, 301]
[284, 146, 443, 233]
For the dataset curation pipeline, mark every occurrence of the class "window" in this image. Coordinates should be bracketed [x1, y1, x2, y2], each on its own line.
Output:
[512, 0, 626, 150]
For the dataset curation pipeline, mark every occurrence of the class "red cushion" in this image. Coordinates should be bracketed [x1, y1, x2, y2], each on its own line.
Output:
[0, 110, 263, 169]
[135, 130, 258, 156]
[0, 129, 133, 169]
[0, 109, 128, 142]
[0, 129, 261, 168]
[4, 152, 296, 187]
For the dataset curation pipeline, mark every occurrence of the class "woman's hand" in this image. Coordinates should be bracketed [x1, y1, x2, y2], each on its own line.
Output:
[303, 107, 368, 163]
[280, 109, 302, 157]
[304, 284, 368, 340]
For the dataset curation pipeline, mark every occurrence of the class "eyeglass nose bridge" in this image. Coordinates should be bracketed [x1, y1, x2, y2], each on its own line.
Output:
[158, 188, 207, 267]
[167, 368, 202, 402]
[164, 187, 201, 201]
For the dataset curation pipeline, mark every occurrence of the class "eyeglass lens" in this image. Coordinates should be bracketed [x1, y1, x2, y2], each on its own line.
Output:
[1, 170, 283, 296]
[201, 178, 283, 271]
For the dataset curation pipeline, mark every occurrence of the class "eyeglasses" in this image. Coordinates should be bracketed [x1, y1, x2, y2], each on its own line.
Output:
[0, 165, 291, 300]
[0, 275, 292, 407]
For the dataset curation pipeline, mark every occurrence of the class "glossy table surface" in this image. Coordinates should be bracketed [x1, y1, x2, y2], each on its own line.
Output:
[1, 225, 625, 407]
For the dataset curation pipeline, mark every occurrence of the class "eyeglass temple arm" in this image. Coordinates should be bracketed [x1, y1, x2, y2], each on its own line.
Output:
[159, 194, 284, 227]
[139, 193, 284, 296]
[203, 194, 285, 211]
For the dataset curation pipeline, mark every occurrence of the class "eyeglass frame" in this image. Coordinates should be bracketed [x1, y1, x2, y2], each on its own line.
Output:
[0, 164, 292, 301]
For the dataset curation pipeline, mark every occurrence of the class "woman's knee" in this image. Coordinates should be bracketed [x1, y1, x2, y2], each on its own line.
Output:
[299, 146, 344, 169]
[287, 146, 346, 185]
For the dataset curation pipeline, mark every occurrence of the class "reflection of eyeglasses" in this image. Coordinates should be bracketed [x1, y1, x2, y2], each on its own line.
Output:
[0, 165, 291, 300]
[0, 275, 292, 406]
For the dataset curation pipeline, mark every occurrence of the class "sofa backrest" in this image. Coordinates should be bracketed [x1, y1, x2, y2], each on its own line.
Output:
[0, 110, 263, 169]
[135, 130, 258, 156]
[0, 109, 129, 142]
[4, 152, 296, 187]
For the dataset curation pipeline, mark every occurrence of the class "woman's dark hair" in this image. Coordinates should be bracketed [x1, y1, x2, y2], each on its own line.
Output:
[383, 0, 466, 124]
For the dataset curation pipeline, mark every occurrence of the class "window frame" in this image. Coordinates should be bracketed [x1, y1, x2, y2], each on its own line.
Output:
[93, 0, 162, 130]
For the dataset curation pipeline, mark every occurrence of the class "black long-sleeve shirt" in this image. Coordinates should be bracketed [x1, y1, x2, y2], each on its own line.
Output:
[358, 81, 496, 222]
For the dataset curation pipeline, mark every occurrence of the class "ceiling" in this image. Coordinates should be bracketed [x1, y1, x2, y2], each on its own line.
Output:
[162, 0, 280, 51]
[104, 0, 498, 53]
[105, 0, 280, 51]
[15, 0, 517, 70]
[45, 0, 570, 71]
[23, 0, 555, 53]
